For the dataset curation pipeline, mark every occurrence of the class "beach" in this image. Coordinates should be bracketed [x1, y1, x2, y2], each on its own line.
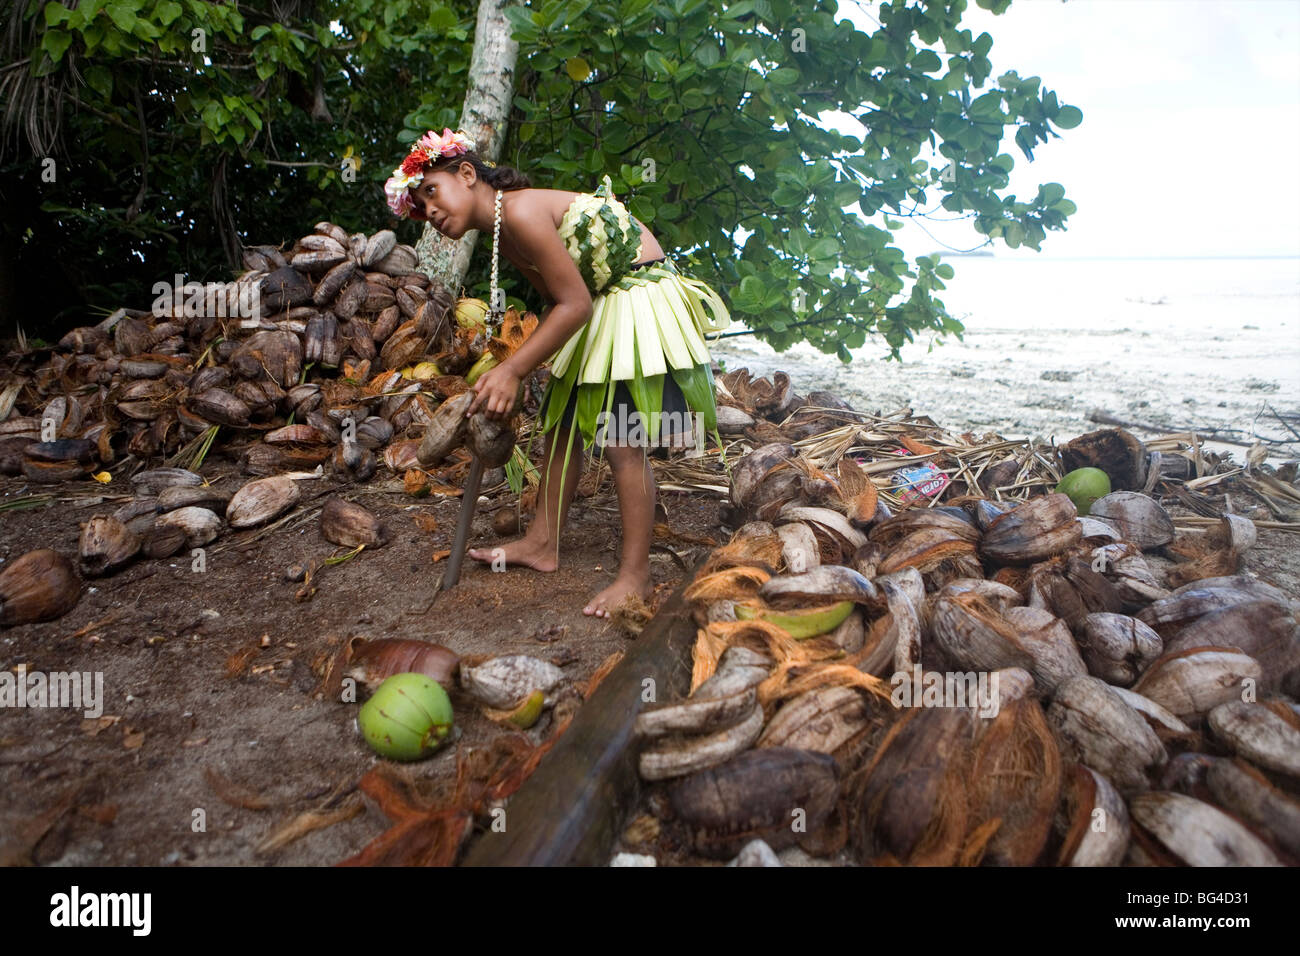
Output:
[710, 256, 1300, 459]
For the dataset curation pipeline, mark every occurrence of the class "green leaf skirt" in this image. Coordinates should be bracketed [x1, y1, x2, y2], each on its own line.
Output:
[536, 259, 731, 453]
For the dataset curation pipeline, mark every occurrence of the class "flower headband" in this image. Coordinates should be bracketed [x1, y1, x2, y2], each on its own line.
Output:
[384, 127, 494, 218]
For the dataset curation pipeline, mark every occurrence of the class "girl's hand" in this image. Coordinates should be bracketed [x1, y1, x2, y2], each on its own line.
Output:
[465, 364, 522, 421]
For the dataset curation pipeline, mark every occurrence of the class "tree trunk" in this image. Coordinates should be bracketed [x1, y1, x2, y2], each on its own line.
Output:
[415, 0, 519, 296]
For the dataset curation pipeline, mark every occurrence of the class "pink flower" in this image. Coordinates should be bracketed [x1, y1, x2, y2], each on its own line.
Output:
[416, 127, 475, 158]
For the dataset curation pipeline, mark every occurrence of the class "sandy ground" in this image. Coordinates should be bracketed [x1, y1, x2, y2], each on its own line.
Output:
[0, 458, 724, 867]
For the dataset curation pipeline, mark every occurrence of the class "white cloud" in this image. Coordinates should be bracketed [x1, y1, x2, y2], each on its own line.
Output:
[832, 0, 1300, 257]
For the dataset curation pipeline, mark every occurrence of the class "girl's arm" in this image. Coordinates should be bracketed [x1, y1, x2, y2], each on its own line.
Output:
[464, 197, 593, 419]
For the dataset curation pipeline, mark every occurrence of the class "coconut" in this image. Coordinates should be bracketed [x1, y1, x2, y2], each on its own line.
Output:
[0, 549, 83, 627]
[1055, 467, 1112, 516]
[356, 673, 454, 761]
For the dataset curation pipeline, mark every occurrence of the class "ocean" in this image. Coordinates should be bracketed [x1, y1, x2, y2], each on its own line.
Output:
[709, 256, 1300, 455]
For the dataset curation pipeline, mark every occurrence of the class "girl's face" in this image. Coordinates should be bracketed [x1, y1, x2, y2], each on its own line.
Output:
[409, 162, 475, 238]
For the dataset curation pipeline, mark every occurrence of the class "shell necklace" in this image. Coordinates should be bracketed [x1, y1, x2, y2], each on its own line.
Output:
[486, 188, 503, 342]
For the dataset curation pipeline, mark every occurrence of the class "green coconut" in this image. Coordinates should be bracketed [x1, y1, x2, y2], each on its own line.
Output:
[464, 352, 499, 386]
[357, 672, 454, 761]
[1056, 467, 1112, 516]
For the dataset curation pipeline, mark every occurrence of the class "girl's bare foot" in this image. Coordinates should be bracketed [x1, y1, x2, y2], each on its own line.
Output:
[583, 571, 654, 618]
[467, 535, 559, 572]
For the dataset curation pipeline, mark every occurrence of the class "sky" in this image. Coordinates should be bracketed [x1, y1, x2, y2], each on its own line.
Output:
[826, 0, 1300, 259]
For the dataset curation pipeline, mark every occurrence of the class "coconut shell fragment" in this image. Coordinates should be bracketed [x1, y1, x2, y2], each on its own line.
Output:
[226, 475, 301, 529]
[78, 515, 141, 577]
[320, 497, 388, 549]
[1058, 427, 1148, 491]
[343, 638, 460, 695]
[1046, 676, 1167, 795]
[1203, 757, 1300, 857]
[638, 705, 764, 781]
[668, 747, 840, 859]
[1054, 764, 1131, 866]
[1089, 492, 1175, 550]
[757, 564, 878, 608]
[979, 494, 1082, 566]
[0, 549, 83, 627]
[1129, 791, 1281, 866]
[1131, 647, 1262, 721]
[417, 392, 473, 467]
[1206, 700, 1300, 778]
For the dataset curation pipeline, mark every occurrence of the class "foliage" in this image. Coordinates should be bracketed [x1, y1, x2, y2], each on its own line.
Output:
[497, 0, 1081, 359]
[0, 0, 471, 326]
[1, 0, 1082, 363]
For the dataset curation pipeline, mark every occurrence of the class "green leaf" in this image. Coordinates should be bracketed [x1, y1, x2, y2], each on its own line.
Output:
[1040, 182, 1065, 205]
[107, 1, 137, 32]
[156, 0, 183, 26]
[251, 24, 271, 40]
[912, 49, 941, 73]
[969, 91, 1003, 116]
[668, 363, 717, 433]
[772, 183, 805, 207]
[644, 49, 674, 77]
[42, 29, 73, 63]
[738, 275, 765, 303]
[936, 264, 955, 279]
[810, 237, 839, 260]
[629, 196, 655, 222]
[1053, 105, 1083, 129]
[85, 64, 113, 99]
[45, 3, 73, 26]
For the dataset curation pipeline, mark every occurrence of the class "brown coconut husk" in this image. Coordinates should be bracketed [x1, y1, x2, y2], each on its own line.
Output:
[683, 565, 771, 604]
[687, 618, 818, 692]
[847, 706, 977, 866]
[1059, 427, 1148, 491]
[1054, 763, 1099, 865]
[694, 528, 785, 578]
[757, 661, 892, 713]
[689, 625, 730, 692]
[1164, 531, 1244, 588]
[964, 695, 1062, 866]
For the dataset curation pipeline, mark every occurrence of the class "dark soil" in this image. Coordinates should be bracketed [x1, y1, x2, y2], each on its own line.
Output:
[0, 454, 727, 867]
[4, 449, 1297, 868]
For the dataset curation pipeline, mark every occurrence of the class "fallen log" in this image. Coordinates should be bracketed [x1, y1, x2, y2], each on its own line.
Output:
[461, 569, 700, 866]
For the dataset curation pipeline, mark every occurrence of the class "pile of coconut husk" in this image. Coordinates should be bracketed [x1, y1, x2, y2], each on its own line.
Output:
[704, 367, 1300, 528]
[620, 420, 1300, 864]
[0, 220, 541, 489]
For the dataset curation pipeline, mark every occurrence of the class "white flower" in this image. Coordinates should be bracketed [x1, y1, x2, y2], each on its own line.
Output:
[384, 168, 422, 216]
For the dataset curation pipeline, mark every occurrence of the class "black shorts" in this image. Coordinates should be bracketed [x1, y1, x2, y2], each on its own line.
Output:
[558, 373, 695, 452]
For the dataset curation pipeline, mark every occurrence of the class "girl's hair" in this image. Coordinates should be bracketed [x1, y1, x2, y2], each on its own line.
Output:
[427, 152, 531, 191]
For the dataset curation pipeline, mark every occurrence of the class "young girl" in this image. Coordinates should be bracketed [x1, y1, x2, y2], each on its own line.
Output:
[385, 128, 729, 617]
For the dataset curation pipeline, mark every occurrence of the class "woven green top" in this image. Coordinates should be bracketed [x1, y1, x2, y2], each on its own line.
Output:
[554, 174, 645, 296]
